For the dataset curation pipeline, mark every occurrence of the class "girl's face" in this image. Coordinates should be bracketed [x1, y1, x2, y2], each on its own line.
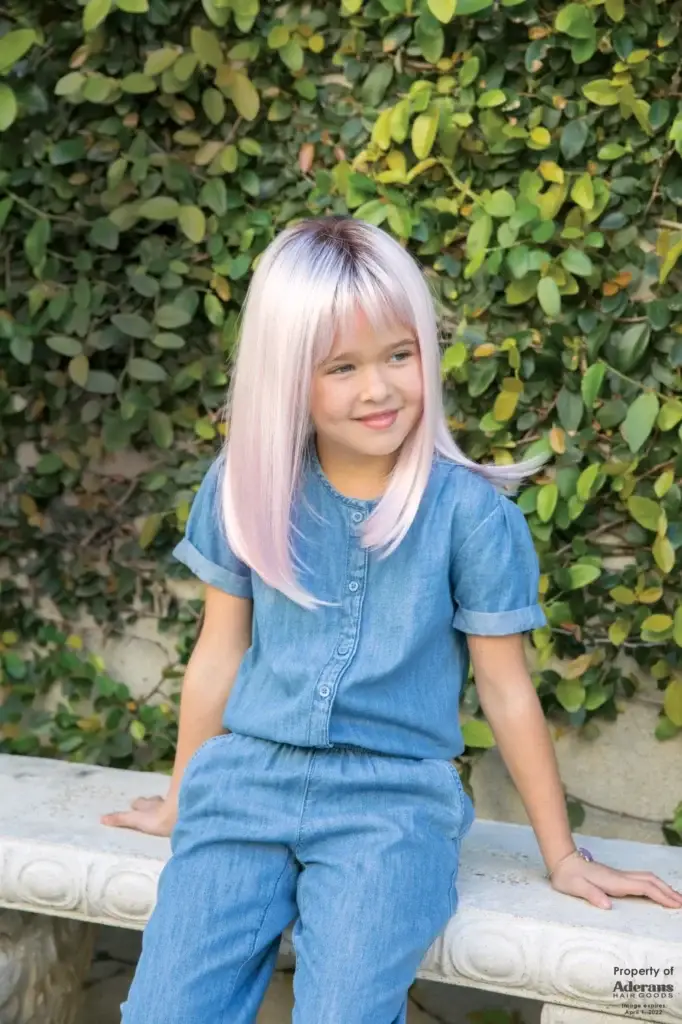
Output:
[310, 310, 423, 465]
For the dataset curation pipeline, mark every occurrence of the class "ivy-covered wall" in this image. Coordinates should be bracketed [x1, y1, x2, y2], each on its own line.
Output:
[0, 0, 681, 841]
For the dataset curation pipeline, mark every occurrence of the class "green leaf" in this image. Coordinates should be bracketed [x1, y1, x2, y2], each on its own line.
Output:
[478, 89, 506, 108]
[112, 313, 151, 339]
[24, 218, 50, 274]
[505, 273, 539, 305]
[138, 513, 163, 549]
[155, 305, 192, 329]
[202, 88, 225, 125]
[461, 719, 496, 748]
[36, 453, 64, 476]
[557, 385, 583, 431]
[556, 563, 602, 589]
[411, 109, 439, 160]
[455, 0, 493, 12]
[85, 371, 117, 395]
[571, 173, 594, 210]
[576, 463, 601, 502]
[191, 26, 223, 68]
[484, 189, 515, 218]
[0, 85, 17, 132]
[626, 495, 662, 532]
[556, 679, 585, 713]
[68, 354, 90, 387]
[120, 73, 156, 94]
[280, 40, 304, 72]
[199, 179, 228, 216]
[459, 57, 480, 87]
[361, 64, 394, 106]
[225, 71, 260, 120]
[50, 138, 87, 166]
[537, 483, 558, 522]
[659, 236, 682, 284]
[138, 197, 180, 220]
[89, 218, 119, 251]
[674, 606, 682, 648]
[560, 120, 588, 160]
[148, 410, 174, 448]
[116, 0, 149, 10]
[427, 0, 456, 22]
[621, 393, 659, 453]
[152, 333, 185, 350]
[537, 277, 561, 318]
[415, 17, 444, 63]
[202, 0, 230, 26]
[582, 79, 619, 106]
[129, 358, 168, 383]
[84, 0, 113, 32]
[46, 335, 83, 357]
[555, 3, 594, 38]
[178, 205, 206, 243]
[613, 323, 650, 373]
[581, 363, 605, 409]
[652, 535, 675, 574]
[0, 29, 37, 73]
[10, 337, 33, 365]
[560, 248, 593, 276]
[144, 47, 181, 76]
[664, 681, 682, 727]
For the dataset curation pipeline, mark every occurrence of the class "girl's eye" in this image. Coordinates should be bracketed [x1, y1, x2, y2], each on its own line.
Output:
[329, 364, 354, 375]
[391, 350, 413, 363]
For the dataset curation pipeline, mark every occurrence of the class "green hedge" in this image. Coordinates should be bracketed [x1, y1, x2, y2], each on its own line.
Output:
[1, 0, 681, 840]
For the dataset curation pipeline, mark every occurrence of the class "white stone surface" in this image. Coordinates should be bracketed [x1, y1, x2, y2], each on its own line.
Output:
[0, 909, 93, 1024]
[542, 1007, 629, 1023]
[1, 754, 680, 1023]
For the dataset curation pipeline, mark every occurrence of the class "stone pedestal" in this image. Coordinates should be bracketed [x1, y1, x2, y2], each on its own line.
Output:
[0, 910, 94, 1024]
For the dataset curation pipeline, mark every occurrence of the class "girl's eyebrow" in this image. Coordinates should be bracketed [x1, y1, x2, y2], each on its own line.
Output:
[325, 338, 417, 364]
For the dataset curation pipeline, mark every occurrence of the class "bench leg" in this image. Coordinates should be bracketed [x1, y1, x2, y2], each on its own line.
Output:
[0, 909, 94, 1024]
[542, 1005, 646, 1023]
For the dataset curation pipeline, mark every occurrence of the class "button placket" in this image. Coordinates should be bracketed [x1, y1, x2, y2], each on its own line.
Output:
[309, 504, 368, 745]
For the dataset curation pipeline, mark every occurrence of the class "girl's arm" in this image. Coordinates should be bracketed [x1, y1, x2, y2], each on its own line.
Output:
[468, 633, 682, 911]
[101, 585, 253, 835]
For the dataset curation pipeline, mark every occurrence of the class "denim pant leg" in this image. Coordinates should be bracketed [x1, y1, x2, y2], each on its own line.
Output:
[120, 733, 300, 1024]
[290, 745, 474, 1024]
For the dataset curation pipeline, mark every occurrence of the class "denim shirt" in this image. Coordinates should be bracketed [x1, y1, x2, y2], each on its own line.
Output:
[172, 448, 546, 760]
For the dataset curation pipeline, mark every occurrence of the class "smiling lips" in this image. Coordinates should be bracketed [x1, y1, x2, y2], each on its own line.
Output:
[357, 410, 399, 430]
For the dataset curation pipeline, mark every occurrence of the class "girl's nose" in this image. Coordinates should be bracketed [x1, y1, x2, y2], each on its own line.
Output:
[359, 367, 390, 402]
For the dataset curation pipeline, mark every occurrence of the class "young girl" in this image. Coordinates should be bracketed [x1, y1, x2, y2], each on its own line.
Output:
[103, 216, 681, 1024]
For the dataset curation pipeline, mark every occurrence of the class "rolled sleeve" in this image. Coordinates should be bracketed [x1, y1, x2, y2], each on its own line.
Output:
[172, 456, 253, 599]
[451, 496, 546, 636]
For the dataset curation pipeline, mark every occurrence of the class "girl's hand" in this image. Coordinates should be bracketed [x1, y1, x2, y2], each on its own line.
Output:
[550, 851, 682, 910]
[100, 795, 177, 837]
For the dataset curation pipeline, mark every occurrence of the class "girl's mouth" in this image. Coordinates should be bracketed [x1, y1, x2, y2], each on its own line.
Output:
[357, 411, 399, 430]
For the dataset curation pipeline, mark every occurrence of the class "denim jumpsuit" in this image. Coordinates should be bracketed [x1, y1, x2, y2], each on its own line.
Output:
[121, 446, 545, 1024]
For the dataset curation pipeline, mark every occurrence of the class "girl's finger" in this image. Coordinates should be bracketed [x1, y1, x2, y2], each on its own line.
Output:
[619, 871, 682, 904]
[556, 876, 612, 910]
[131, 795, 164, 810]
[603, 875, 682, 909]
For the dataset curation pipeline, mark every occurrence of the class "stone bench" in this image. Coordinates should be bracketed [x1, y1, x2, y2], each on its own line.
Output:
[0, 753, 680, 1024]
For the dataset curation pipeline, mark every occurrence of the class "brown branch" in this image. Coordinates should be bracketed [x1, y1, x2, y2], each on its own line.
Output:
[555, 517, 629, 557]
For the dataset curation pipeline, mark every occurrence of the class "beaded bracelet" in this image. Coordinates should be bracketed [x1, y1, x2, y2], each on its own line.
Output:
[546, 846, 594, 880]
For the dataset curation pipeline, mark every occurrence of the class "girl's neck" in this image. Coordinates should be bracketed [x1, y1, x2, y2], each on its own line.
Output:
[314, 437, 397, 501]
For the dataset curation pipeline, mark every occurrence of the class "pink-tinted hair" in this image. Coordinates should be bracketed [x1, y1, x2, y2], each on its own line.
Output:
[221, 216, 544, 608]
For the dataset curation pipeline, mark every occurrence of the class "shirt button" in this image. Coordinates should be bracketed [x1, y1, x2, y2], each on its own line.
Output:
[348, 581, 359, 593]
[319, 685, 331, 698]
[352, 511, 364, 523]
[337, 646, 349, 657]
